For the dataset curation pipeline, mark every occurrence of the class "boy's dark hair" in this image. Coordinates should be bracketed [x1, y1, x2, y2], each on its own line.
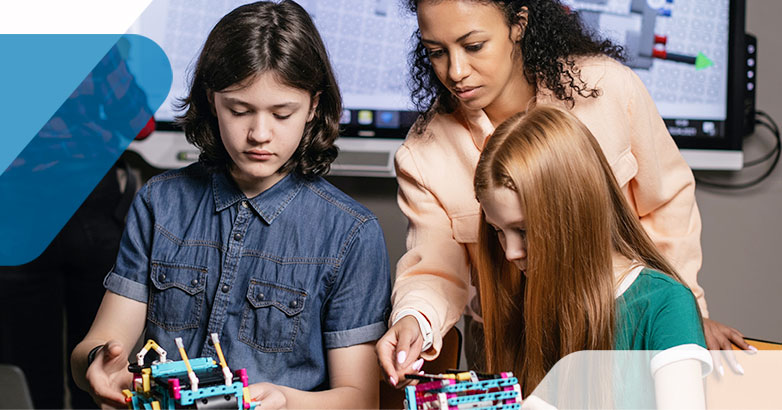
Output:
[406, 0, 624, 117]
[177, 0, 341, 177]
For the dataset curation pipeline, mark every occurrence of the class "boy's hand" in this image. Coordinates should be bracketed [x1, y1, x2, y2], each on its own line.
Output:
[376, 315, 426, 388]
[85, 340, 132, 408]
[249, 382, 287, 410]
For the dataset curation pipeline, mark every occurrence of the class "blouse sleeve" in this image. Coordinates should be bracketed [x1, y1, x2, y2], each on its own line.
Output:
[391, 143, 471, 359]
[623, 65, 708, 316]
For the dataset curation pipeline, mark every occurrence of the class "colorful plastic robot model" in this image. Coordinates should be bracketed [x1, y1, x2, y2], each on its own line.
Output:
[122, 334, 259, 410]
[404, 371, 522, 410]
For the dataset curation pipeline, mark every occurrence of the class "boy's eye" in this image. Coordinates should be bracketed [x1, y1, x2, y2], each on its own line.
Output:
[229, 109, 248, 116]
[273, 113, 292, 120]
[465, 42, 484, 52]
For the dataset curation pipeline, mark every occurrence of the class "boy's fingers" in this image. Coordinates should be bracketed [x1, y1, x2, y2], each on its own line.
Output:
[91, 380, 127, 406]
[99, 340, 121, 360]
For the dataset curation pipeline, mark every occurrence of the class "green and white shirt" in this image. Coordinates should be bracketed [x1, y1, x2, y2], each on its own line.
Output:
[615, 266, 713, 376]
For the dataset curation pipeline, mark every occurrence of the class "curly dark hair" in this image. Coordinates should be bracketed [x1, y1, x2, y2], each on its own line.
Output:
[406, 0, 624, 118]
[176, 0, 341, 178]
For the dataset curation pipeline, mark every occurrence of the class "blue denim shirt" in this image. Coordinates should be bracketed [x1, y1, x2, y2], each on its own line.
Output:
[104, 163, 390, 391]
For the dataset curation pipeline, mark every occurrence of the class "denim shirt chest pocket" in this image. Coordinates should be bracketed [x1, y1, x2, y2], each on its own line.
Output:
[147, 261, 207, 331]
[240, 279, 307, 353]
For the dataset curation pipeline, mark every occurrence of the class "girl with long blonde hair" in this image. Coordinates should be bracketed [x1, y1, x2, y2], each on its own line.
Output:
[474, 106, 712, 406]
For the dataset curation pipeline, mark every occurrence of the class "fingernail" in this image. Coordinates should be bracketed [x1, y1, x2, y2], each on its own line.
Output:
[412, 358, 424, 371]
[736, 363, 745, 375]
[718, 365, 724, 377]
[748, 345, 758, 354]
[397, 350, 407, 364]
[418, 370, 425, 375]
[389, 376, 397, 386]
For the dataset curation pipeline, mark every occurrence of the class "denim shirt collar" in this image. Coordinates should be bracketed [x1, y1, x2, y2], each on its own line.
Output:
[211, 171, 304, 225]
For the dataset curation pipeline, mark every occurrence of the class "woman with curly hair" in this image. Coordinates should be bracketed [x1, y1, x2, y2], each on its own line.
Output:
[376, 0, 750, 387]
[72, 2, 390, 409]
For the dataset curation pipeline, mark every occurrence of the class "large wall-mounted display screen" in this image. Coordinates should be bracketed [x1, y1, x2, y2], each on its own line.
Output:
[132, 0, 747, 169]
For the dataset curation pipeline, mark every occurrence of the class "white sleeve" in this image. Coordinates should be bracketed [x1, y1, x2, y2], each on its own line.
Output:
[392, 309, 434, 351]
[650, 343, 713, 377]
[653, 358, 706, 409]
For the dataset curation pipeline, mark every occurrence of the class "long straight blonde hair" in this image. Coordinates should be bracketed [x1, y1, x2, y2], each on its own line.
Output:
[474, 105, 690, 396]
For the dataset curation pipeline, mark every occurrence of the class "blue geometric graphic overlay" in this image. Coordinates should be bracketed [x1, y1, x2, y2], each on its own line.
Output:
[0, 34, 172, 265]
[0, 34, 120, 174]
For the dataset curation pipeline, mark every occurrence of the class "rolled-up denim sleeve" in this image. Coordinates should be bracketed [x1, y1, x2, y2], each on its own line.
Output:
[322, 217, 391, 349]
[104, 183, 153, 303]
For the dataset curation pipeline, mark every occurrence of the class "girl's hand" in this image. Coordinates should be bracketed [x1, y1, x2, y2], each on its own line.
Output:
[248, 382, 287, 410]
[375, 315, 426, 388]
[703, 317, 757, 376]
[84, 340, 133, 409]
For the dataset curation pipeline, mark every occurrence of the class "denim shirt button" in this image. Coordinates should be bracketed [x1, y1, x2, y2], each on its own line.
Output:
[258, 293, 264, 300]
[221, 284, 230, 293]
[241, 201, 249, 208]
[234, 233, 243, 241]
[159, 274, 166, 281]
[289, 300, 298, 308]
[207, 337, 214, 346]
[191, 279, 198, 286]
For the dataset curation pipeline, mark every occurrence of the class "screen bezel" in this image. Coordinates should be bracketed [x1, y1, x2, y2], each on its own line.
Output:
[668, 0, 745, 152]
